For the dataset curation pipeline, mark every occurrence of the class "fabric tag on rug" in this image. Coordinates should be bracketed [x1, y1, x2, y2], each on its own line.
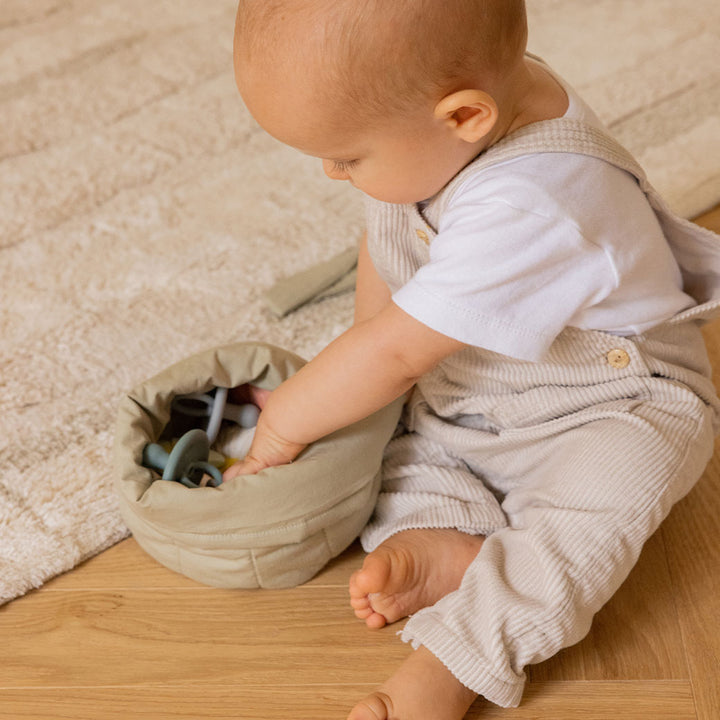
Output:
[263, 246, 358, 317]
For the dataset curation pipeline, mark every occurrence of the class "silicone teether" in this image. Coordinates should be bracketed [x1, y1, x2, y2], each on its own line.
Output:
[172, 388, 260, 444]
[142, 429, 223, 488]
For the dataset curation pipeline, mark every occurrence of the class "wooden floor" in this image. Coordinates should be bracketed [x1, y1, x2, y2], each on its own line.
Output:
[1, 209, 719, 719]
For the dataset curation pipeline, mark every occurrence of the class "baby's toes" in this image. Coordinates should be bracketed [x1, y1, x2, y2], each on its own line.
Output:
[350, 594, 370, 609]
[354, 607, 375, 621]
[364, 610, 388, 629]
[349, 594, 373, 621]
[348, 568, 369, 594]
[347, 692, 392, 720]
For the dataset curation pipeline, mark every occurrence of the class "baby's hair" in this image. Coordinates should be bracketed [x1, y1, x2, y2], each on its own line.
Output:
[236, 0, 527, 125]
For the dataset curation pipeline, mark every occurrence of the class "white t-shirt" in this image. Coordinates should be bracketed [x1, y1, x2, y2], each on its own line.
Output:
[392, 70, 695, 362]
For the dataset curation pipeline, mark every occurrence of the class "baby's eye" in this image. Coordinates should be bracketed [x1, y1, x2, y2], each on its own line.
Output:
[333, 159, 359, 173]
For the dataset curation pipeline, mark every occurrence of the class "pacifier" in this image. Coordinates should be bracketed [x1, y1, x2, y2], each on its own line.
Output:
[142, 428, 223, 489]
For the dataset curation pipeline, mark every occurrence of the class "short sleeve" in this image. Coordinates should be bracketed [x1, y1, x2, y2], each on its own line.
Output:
[392, 184, 618, 361]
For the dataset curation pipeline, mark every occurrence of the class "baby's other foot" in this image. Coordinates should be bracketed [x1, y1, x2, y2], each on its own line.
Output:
[348, 528, 483, 629]
[347, 646, 477, 720]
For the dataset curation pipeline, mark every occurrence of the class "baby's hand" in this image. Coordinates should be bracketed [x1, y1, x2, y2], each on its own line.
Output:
[222, 422, 306, 480]
[228, 384, 272, 410]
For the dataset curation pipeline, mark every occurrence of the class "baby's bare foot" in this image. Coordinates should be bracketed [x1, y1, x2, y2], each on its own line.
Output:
[347, 646, 477, 720]
[348, 528, 484, 629]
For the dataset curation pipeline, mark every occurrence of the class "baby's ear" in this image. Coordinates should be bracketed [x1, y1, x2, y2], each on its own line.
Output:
[434, 90, 498, 143]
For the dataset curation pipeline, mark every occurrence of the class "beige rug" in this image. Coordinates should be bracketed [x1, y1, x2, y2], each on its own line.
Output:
[1, 0, 719, 605]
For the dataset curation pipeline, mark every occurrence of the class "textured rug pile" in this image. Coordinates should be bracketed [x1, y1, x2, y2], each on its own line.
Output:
[2, 0, 719, 604]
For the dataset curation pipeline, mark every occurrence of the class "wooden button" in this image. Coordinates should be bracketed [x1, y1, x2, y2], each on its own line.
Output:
[415, 229, 430, 244]
[607, 348, 631, 369]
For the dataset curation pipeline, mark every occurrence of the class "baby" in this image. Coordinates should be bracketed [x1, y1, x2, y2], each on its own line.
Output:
[225, 1, 720, 718]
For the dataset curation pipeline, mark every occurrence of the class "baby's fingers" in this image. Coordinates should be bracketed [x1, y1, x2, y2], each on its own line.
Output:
[228, 384, 272, 410]
[222, 456, 267, 481]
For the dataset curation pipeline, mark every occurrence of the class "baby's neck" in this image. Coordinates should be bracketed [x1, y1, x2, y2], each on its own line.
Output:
[486, 57, 569, 148]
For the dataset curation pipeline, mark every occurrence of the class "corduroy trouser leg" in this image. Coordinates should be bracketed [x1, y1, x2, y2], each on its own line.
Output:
[361, 322, 719, 707]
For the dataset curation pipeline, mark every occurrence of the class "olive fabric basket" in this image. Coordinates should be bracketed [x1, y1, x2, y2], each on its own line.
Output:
[114, 342, 403, 589]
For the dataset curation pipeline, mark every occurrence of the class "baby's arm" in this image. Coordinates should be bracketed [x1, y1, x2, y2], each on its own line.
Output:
[223, 236, 466, 479]
[354, 232, 392, 324]
[223, 302, 465, 477]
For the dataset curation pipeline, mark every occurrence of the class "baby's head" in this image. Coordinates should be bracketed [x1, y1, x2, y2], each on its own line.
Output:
[234, 0, 527, 203]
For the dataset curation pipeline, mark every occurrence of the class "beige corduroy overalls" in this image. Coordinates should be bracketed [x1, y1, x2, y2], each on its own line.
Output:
[361, 118, 720, 707]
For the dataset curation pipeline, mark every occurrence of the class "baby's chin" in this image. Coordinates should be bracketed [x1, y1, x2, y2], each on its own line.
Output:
[358, 185, 439, 205]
